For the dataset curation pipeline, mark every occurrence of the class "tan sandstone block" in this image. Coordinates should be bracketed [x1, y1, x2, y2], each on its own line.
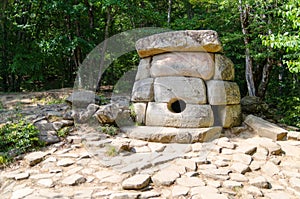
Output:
[214, 54, 235, 81]
[135, 57, 151, 81]
[207, 80, 240, 105]
[131, 78, 154, 102]
[212, 105, 242, 128]
[151, 52, 214, 80]
[136, 30, 223, 58]
[154, 76, 206, 104]
[145, 102, 214, 128]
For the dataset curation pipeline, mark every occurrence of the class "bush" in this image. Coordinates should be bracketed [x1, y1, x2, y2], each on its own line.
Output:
[0, 119, 44, 165]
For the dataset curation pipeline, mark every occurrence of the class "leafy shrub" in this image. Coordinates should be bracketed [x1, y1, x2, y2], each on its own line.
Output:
[0, 119, 44, 165]
[101, 124, 119, 136]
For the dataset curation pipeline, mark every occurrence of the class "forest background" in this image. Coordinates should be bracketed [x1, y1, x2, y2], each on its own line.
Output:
[0, 0, 299, 128]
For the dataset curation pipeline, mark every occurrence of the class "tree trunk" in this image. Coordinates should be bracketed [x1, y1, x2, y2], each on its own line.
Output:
[238, 0, 256, 96]
[257, 58, 273, 99]
[0, 0, 8, 91]
[85, 0, 94, 29]
[167, 0, 172, 25]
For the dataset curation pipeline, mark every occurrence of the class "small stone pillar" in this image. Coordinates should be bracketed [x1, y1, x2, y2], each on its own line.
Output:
[131, 30, 241, 129]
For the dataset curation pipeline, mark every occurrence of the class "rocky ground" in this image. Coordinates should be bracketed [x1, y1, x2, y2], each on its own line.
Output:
[1, 90, 300, 199]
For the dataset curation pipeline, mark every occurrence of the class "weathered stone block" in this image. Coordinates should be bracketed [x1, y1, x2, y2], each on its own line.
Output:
[244, 115, 288, 141]
[214, 54, 235, 81]
[136, 30, 223, 58]
[154, 77, 206, 104]
[207, 80, 240, 105]
[212, 105, 242, 128]
[145, 102, 214, 128]
[132, 103, 147, 124]
[131, 78, 154, 102]
[151, 52, 214, 80]
[135, 57, 151, 81]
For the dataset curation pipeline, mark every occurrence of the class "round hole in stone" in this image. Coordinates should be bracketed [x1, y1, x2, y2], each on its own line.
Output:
[167, 98, 186, 113]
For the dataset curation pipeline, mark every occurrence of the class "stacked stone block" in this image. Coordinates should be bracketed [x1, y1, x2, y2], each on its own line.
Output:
[131, 30, 241, 128]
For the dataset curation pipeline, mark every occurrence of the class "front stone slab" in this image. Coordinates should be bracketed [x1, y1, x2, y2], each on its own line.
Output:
[146, 102, 214, 128]
[212, 105, 242, 128]
[121, 126, 222, 143]
[132, 103, 147, 124]
[136, 30, 223, 58]
[151, 52, 214, 80]
[154, 77, 207, 104]
[207, 80, 241, 105]
[131, 78, 154, 102]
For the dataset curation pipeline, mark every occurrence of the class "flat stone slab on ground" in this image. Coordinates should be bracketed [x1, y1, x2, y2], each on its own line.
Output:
[24, 151, 48, 166]
[121, 126, 222, 143]
[244, 115, 288, 141]
[152, 170, 180, 186]
[61, 174, 86, 186]
[122, 174, 150, 190]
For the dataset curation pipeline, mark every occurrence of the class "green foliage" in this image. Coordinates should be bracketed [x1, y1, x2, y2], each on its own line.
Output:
[57, 127, 71, 138]
[101, 124, 119, 136]
[105, 145, 118, 157]
[0, 119, 44, 165]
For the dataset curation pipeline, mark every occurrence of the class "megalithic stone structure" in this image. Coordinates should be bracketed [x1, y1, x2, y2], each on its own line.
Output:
[124, 30, 242, 143]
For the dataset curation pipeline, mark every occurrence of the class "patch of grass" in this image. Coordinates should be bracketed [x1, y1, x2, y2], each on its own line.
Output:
[32, 96, 66, 105]
[57, 127, 71, 138]
[0, 101, 4, 110]
[101, 124, 119, 136]
[0, 119, 45, 166]
[105, 145, 118, 157]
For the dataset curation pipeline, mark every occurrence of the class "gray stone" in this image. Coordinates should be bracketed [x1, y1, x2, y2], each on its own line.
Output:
[152, 170, 180, 186]
[244, 115, 288, 141]
[24, 151, 47, 166]
[264, 192, 292, 199]
[176, 176, 206, 187]
[62, 174, 86, 186]
[146, 102, 214, 128]
[154, 76, 207, 104]
[39, 131, 60, 144]
[132, 103, 147, 124]
[122, 174, 150, 190]
[52, 121, 64, 131]
[190, 186, 219, 196]
[212, 105, 242, 128]
[136, 30, 222, 58]
[94, 103, 121, 124]
[139, 191, 161, 199]
[57, 158, 75, 167]
[172, 185, 189, 197]
[66, 90, 100, 109]
[214, 54, 235, 81]
[122, 126, 221, 143]
[230, 162, 250, 174]
[135, 58, 151, 81]
[194, 193, 228, 199]
[249, 161, 263, 171]
[175, 158, 197, 171]
[236, 145, 257, 155]
[206, 80, 241, 105]
[131, 78, 154, 102]
[249, 176, 270, 189]
[217, 138, 236, 149]
[151, 52, 214, 80]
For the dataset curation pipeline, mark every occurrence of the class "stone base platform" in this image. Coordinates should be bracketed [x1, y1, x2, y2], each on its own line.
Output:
[121, 126, 222, 143]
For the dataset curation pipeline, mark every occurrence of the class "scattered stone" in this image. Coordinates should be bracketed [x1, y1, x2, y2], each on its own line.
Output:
[190, 186, 219, 196]
[172, 185, 189, 197]
[14, 172, 30, 180]
[195, 193, 228, 199]
[139, 191, 161, 199]
[289, 177, 300, 191]
[236, 145, 257, 155]
[222, 180, 243, 189]
[11, 188, 34, 199]
[246, 186, 263, 197]
[122, 174, 150, 190]
[24, 151, 47, 166]
[176, 176, 206, 187]
[244, 115, 288, 141]
[261, 161, 280, 176]
[57, 158, 75, 167]
[264, 192, 293, 199]
[232, 153, 252, 165]
[229, 173, 248, 182]
[259, 140, 283, 155]
[37, 179, 54, 188]
[287, 131, 300, 140]
[148, 142, 166, 152]
[62, 174, 86, 186]
[230, 162, 250, 174]
[175, 158, 197, 171]
[152, 170, 180, 186]
[249, 176, 270, 189]
[217, 138, 236, 149]
[109, 192, 140, 199]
